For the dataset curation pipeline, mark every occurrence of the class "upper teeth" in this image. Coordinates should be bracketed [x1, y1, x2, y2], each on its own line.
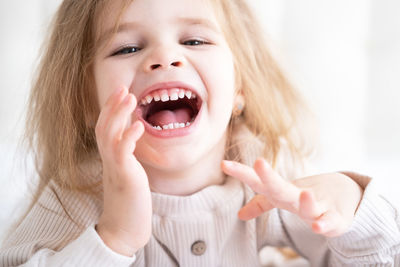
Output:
[152, 122, 191, 131]
[140, 88, 197, 106]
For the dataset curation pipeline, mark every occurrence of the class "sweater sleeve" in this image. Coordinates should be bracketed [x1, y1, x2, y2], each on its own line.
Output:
[262, 175, 400, 266]
[0, 182, 137, 267]
[16, 226, 136, 267]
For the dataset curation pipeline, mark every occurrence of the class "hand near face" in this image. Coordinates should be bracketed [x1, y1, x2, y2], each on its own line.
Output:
[95, 87, 152, 256]
[221, 159, 363, 237]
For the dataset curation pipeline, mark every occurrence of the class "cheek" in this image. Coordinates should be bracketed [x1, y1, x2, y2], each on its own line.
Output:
[93, 60, 137, 108]
[206, 49, 236, 114]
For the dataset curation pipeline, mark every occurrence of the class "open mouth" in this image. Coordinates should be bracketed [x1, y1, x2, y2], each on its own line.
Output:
[137, 88, 202, 131]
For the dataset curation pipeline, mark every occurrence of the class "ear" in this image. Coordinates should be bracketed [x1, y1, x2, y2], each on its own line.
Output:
[232, 93, 245, 117]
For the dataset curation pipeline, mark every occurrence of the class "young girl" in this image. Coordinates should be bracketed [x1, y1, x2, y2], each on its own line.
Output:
[1, 0, 399, 266]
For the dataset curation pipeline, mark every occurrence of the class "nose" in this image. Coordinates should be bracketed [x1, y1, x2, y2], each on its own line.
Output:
[143, 45, 184, 72]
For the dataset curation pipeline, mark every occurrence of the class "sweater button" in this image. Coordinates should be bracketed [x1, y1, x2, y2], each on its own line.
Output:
[191, 240, 206, 256]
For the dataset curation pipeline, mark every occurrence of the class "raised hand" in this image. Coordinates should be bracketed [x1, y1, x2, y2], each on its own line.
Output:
[95, 87, 152, 256]
[221, 158, 363, 237]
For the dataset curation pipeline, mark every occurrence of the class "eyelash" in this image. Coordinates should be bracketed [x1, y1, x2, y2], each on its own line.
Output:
[182, 39, 209, 46]
[112, 46, 141, 56]
[111, 39, 210, 56]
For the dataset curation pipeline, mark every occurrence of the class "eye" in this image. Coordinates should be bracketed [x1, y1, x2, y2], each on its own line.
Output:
[183, 39, 209, 46]
[112, 45, 141, 56]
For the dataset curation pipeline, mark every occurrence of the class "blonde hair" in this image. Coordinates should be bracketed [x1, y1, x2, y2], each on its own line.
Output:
[211, 0, 312, 166]
[22, 0, 312, 216]
[24, 0, 131, 200]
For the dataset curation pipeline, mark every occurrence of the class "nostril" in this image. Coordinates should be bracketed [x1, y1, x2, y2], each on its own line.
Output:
[171, 61, 182, 67]
[151, 64, 162, 70]
[149, 61, 182, 71]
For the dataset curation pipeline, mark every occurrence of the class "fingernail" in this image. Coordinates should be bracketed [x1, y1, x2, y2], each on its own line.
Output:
[316, 220, 326, 231]
[115, 87, 124, 95]
[123, 94, 132, 104]
[222, 160, 233, 167]
[260, 158, 270, 166]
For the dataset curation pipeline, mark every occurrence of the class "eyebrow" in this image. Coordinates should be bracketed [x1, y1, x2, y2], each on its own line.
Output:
[97, 17, 220, 48]
[174, 17, 220, 33]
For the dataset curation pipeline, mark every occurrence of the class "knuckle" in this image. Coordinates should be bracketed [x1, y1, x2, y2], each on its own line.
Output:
[111, 135, 121, 150]
[113, 144, 126, 165]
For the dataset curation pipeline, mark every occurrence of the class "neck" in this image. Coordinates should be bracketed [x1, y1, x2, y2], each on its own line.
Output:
[144, 138, 227, 196]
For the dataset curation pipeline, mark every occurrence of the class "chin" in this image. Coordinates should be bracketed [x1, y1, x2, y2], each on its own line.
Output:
[137, 146, 202, 171]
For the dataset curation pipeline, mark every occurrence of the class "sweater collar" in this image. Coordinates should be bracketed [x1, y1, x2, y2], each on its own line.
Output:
[151, 176, 243, 216]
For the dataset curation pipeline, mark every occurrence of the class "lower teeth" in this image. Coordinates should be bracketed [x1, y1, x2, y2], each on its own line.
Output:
[152, 122, 191, 131]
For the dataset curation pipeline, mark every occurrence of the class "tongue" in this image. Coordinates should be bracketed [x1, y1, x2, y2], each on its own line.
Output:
[147, 108, 192, 126]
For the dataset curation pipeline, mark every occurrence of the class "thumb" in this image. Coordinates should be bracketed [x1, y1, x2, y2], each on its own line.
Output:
[312, 209, 349, 237]
[238, 195, 274, 221]
[298, 189, 324, 221]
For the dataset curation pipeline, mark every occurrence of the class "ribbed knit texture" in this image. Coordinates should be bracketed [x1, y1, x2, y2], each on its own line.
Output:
[1, 126, 399, 266]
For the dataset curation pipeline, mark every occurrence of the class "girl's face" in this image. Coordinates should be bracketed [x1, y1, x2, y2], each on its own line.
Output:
[93, 0, 236, 171]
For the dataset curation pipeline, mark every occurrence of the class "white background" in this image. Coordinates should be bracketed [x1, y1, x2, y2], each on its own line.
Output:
[1, 0, 399, 244]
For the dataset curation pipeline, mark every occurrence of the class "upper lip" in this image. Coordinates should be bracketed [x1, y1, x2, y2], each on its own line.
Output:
[137, 81, 202, 101]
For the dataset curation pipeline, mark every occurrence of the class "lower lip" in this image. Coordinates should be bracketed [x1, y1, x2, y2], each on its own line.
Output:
[136, 105, 204, 138]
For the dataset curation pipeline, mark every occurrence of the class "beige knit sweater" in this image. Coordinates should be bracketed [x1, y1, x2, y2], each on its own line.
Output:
[1, 127, 400, 266]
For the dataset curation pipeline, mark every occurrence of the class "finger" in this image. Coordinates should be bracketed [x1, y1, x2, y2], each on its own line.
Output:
[98, 87, 128, 129]
[221, 160, 263, 192]
[105, 94, 137, 142]
[120, 120, 145, 155]
[298, 189, 324, 221]
[238, 195, 274, 221]
[254, 158, 301, 212]
[312, 210, 348, 237]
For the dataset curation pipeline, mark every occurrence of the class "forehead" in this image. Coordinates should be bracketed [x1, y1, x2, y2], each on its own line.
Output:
[97, 0, 220, 36]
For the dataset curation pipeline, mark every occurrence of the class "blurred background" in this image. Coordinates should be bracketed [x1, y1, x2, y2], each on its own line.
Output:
[0, 0, 399, 250]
